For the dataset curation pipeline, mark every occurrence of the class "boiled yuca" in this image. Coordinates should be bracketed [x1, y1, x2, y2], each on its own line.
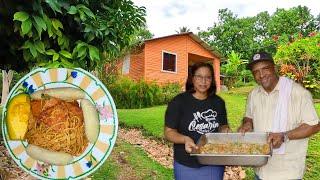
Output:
[30, 87, 85, 100]
[26, 144, 73, 165]
[81, 99, 99, 143]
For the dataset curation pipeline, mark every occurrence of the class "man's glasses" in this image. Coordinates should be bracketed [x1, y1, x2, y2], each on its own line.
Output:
[194, 75, 212, 82]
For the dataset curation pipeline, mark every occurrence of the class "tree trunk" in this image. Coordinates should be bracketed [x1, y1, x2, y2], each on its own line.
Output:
[1, 70, 14, 105]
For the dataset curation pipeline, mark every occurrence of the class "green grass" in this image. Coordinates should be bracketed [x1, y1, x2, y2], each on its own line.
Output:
[91, 149, 119, 180]
[315, 103, 320, 115]
[118, 86, 254, 137]
[92, 140, 173, 180]
[226, 85, 255, 96]
[121, 142, 173, 180]
[218, 93, 247, 131]
[305, 102, 320, 180]
[1, 86, 319, 179]
[305, 133, 320, 179]
[117, 87, 320, 180]
[118, 106, 167, 138]
[0, 106, 171, 179]
[217, 86, 255, 131]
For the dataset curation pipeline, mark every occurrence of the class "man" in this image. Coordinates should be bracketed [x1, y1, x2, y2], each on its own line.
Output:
[238, 51, 319, 180]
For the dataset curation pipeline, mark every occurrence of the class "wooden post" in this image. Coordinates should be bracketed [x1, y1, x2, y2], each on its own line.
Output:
[1, 70, 13, 105]
[213, 59, 221, 92]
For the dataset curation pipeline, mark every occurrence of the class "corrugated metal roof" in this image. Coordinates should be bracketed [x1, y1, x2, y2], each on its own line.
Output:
[144, 32, 222, 58]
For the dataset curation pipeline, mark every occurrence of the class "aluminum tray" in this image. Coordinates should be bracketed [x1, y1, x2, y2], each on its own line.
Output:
[190, 132, 272, 167]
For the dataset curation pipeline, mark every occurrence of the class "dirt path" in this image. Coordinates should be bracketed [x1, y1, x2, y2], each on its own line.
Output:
[0, 127, 246, 179]
[108, 144, 140, 180]
[118, 128, 246, 180]
[118, 128, 173, 169]
[0, 140, 34, 180]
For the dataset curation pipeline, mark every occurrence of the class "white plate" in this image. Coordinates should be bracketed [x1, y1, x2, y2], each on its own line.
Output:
[1, 68, 118, 179]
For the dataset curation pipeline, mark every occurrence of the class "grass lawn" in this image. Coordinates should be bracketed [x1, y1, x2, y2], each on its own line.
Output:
[117, 87, 254, 138]
[118, 105, 166, 138]
[118, 86, 320, 180]
[1, 86, 319, 179]
[92, 140, 173, 180]
[0, 104, 172, 179]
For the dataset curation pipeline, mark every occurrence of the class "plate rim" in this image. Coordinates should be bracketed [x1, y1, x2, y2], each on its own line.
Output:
[1, 67, 118, 179]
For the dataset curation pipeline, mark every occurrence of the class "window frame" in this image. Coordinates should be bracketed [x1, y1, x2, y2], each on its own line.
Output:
[122, 54, 130, 75]
[161, 50, 177, 73]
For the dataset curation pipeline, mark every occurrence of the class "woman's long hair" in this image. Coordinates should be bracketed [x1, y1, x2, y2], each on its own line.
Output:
[185, 62, 216, 96]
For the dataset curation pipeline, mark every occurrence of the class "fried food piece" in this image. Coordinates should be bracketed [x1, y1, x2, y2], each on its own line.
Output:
[199, 143, 270, 155]
[31, 97, 84, 131]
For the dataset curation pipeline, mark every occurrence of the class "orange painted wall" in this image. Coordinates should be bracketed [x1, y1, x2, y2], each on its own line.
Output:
[144, 35, 189, 85]
[128, 50, 145, 81]
[186, 36, 220, 91]
[186, 36, 215, 59]
[124, 34, 221, 91]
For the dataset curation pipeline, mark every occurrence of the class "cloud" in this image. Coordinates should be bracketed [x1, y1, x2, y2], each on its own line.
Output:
[133, 0, 320, 37]
[163, 2, 187, 17]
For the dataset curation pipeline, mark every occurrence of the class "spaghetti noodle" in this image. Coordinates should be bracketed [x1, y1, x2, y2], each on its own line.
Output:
[25, 97, 88, 156]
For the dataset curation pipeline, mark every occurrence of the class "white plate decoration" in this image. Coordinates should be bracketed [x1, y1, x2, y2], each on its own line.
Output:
[1, 68, 118, 179]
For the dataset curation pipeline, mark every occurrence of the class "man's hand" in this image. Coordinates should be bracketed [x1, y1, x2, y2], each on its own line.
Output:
[184, 136, 198, 153]
[268, 132, 284, 148]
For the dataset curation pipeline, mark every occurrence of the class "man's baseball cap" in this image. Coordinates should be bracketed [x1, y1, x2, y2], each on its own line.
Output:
[247, 52, 274, 70]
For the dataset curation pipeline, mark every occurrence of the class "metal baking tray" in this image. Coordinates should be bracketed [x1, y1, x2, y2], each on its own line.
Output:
[190, 133, 272, 166]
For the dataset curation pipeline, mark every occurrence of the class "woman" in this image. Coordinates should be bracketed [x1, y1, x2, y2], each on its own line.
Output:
[164, 62, 230, 180]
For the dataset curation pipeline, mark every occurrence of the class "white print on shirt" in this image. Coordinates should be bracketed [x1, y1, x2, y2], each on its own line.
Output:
[188, 109, 219, 134]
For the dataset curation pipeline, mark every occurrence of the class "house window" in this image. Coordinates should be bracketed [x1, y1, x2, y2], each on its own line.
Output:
[162, 51, 177, 72]
[122, 54, 130, 74]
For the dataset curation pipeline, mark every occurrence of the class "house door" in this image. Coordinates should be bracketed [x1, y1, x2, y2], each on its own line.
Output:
[185, 66, 193, 91]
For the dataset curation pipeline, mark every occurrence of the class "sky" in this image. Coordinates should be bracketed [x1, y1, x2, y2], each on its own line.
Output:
[132, 0, 320, 38]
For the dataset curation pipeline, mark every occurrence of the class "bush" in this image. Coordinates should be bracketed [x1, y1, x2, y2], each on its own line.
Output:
[221, 51, 252, 88]
[107, 76, 181, 109]
[160, 82, 181, 104]
[274, 32, 320, 97]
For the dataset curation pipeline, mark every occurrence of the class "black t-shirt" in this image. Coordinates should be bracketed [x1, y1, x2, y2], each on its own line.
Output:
[165, 92, 228, 168]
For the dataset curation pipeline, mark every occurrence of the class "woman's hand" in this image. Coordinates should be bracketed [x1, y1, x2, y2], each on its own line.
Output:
[184, 136, 198, 153]
[238, 117, 253, 134]
[219, 125, 232, 133]
[238, 123, 253, 134]
[164, 127, 199, 153]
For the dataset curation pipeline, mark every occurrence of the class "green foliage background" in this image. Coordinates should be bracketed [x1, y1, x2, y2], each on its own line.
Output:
[0, 0, 146, 71]
[106, 76, 181, 109]
[274, 33, 320, 97]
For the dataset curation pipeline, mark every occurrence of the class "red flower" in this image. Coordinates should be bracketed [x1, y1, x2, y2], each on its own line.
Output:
[308, 32, 317, 37]
[272, 35, 279, 41]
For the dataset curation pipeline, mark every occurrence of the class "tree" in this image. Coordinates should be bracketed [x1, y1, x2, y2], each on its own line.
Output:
[98, 25, 154, 85]
[220, 51, 250, 87]
[198, 9, 258, 59]
[0, 0, 29, 104]
[176, 26, 191, 33]
[198, 6, 318, 60]
[274, 32, 320, 97]
[268, 6, 317, 37]
[0, 0, 146, 105]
